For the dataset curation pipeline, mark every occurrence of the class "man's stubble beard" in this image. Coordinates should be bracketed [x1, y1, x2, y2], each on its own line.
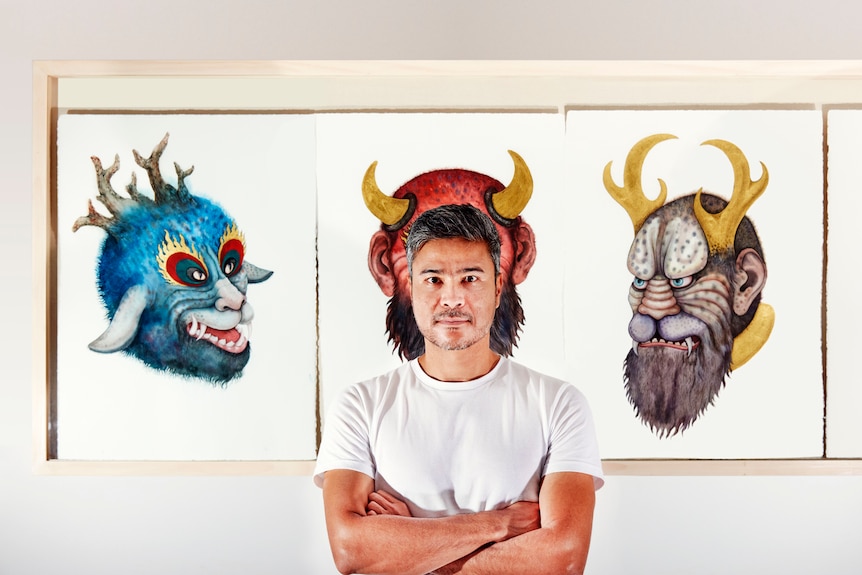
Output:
[386, 279, 525, 361]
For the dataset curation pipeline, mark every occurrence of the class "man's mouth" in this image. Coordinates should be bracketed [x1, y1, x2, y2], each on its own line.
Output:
[634, 336, 700, 356]
[187, 316, 249, 354]
[434, 312, 472, 323]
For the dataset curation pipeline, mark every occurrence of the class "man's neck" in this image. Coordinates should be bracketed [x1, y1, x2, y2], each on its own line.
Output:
[417, 341, 501, 383]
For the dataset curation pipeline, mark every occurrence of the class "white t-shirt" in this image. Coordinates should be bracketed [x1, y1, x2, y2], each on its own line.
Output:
[314, 357, 604, 518]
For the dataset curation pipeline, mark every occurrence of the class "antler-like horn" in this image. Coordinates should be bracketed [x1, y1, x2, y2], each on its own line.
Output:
[362, 161, 414, 229]
[132, 133, 192, 204]
[488, 150, 533, 221]
[133, 133, 171, 202]
[73, 154, 138, 232]
[694, 139, 769, 254]
[604, 133, 677, 233]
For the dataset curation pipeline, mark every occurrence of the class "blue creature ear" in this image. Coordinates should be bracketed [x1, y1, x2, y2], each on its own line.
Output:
[243, 261, 273, 284]
[89, 284, 151, 353]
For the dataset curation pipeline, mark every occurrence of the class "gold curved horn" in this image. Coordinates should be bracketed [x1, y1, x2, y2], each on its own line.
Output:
[730, 303, 774, 369]
[490, 150, 533, 220]
[362, 161, 412, 227]
[604, 134, 677, 233]
[694, 139, 769, 254]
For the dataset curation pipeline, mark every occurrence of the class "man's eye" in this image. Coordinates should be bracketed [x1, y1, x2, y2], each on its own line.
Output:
[670, 276, 693, 289]
[632, 277, 646, 290]
[464, 275, 478, 283]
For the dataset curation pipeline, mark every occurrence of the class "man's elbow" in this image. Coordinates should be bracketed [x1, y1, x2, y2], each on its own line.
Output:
[327, 528, 363, 575]
[330, 548, 359, 575]
[541, 534, 589, 575]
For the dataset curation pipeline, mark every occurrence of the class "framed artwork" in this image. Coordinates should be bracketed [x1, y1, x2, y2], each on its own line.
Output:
[54, 114, 318, 466]
[32, 60, 862, 475]
[825, 109, 862, 458]
[565, 109, 823, 458]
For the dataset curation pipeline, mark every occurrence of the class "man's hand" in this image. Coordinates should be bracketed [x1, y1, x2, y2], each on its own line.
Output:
[366, 490, 412, 517]
[496, 501, 540, 542]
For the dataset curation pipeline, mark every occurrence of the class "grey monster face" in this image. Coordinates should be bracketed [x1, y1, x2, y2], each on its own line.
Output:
[605, 134, 774, 436]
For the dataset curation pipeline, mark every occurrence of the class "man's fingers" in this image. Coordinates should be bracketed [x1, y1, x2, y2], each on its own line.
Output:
[368, 493, 393, 513]
[367, 491, 411, 517]
[373, 490, 399, 504]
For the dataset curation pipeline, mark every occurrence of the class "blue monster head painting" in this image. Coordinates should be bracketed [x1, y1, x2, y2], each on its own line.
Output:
[73, 133, 273, 384]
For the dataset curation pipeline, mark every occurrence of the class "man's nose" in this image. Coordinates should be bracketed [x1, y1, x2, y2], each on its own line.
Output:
[440, 282, 465, 307]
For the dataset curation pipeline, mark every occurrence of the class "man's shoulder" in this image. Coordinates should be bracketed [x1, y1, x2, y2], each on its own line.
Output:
[504, 358, 568, 386]
[346, 360, 417, 394]
[503, 359, 586, 399]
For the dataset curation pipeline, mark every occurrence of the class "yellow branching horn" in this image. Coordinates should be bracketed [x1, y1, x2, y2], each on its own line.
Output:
[604, 134, 677, 233]
[362, 161, 412, 227]
[489, 150, 533, 221]
[694, 139, 769, 254]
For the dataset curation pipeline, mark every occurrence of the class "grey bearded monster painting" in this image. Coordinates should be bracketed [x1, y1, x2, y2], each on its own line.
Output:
[362, 151, 538, 360]
[604, 134, 775, 436]
[72, 134, 273, 384]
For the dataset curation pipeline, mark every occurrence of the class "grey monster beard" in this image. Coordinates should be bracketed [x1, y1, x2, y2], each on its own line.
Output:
[623, 322, 733, 437]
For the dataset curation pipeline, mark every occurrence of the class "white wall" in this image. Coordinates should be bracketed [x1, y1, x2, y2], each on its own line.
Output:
[3, 1, 862, 573]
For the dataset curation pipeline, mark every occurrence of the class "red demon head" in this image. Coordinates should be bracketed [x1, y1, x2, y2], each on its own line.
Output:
[364, 151, 538, 360]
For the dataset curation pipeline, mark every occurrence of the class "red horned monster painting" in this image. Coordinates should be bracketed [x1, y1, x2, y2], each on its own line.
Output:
[362, 151, 538, 360]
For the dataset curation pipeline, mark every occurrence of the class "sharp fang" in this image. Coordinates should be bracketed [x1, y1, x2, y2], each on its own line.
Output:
[189, 316, 198, 335]
[631, 340, 639, 356]
[685, 336, 694, 356]
[196, 323, 207, 341]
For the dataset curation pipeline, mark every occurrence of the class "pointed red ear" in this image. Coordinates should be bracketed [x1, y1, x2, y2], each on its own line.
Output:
[368, 230, 397, 297]
[509, 221, 537, 285]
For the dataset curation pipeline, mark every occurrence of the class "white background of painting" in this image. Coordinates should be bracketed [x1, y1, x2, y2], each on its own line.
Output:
[565, 110, 824, 458]
[56, 115, 318, 460]
[316, 113, 567, 416]
[825, 109, 862, 457]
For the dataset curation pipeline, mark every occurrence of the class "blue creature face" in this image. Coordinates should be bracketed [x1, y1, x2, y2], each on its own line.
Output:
[73, 134, 272, 384]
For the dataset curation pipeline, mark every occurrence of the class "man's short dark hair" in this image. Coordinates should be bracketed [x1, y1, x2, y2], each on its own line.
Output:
[405, 204, 502, 277]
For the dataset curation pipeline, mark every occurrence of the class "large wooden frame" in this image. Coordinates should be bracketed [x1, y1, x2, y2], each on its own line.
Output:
[33, 60, 862, 475]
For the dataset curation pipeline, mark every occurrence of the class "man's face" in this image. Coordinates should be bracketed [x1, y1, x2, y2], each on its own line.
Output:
[408, 238, 502, 352]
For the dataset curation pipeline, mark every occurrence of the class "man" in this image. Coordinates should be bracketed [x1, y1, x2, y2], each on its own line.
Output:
[314, 204, 604, 575]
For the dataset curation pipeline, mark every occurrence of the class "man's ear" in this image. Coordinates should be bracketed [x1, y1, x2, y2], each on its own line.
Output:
[368, 230, 396, 297]
[509, 221, 537, 285]
[732, 248, 767, 315]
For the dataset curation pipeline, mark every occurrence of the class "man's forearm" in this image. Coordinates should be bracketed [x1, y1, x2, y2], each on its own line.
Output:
[323, 470, 541, 575]
[437, 524, 590, 575]
[430, 473, 597, 575]
[329, 508, 514, 575]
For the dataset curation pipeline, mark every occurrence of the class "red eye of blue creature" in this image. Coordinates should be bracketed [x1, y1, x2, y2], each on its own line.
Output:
[156, 231, 209, 288]
[219, 238, 244, 277]
[218, 224, 246, 277]
[165, 253, 209, 286]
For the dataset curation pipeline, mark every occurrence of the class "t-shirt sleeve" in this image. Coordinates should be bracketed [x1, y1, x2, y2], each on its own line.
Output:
[543, 384, 605, 490]
[313, 385, 376, 488]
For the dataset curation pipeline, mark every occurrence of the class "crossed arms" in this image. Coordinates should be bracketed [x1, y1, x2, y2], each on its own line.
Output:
[321, 468, 596, 575]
